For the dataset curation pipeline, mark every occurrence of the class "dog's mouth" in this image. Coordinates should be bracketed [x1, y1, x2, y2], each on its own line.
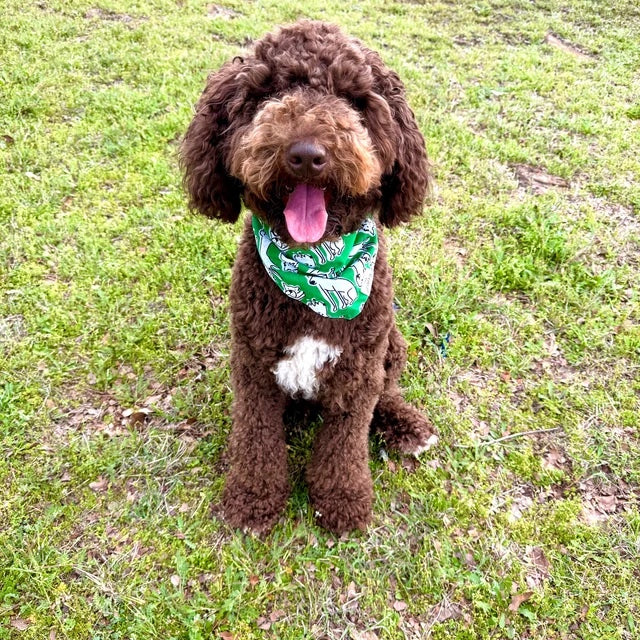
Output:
[283, 183, 328, 244]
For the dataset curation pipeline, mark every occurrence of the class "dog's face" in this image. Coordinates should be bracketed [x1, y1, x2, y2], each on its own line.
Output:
[181, 21, 431, 244]
[229, 90, 382, 243]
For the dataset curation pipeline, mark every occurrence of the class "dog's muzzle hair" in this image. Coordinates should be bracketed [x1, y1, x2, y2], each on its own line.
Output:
[229, 90, 382, 202]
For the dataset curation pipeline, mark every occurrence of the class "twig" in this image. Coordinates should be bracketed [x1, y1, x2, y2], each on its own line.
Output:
[458, 426, 562, 448]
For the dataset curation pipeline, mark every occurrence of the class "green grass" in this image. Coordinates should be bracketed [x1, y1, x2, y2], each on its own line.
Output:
[1, 0, 639, 638]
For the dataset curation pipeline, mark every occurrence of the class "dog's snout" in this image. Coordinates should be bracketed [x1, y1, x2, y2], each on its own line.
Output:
[286, 140, 327, 178]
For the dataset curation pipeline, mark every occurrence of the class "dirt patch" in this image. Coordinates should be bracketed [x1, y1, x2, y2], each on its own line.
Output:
[442, 237, 469, 268]
[48, 380, 206, 445]
[579, 474, 638, 525]
[52, 393, 158, 440]
[512, 163, 570, 194]
[84, 8, 147, 26]
[499, 31, 534, 46]
[448, 366, 500, 415]
[530, 330, 578, 385]
[578, 195, 639, 236]
[544, 32, 594, 61]
[176, 343, 229, 381]
[453, 34, 483, 47]
[566, 193, 640, 268]
[0, 315, 27, 346]
[207, 4, 240, 19]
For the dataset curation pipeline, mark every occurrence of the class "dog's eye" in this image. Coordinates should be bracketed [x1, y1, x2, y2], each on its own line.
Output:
[350, 96, 368, 111]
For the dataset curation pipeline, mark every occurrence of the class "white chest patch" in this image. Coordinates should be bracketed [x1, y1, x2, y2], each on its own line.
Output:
[273, 336, 343, 399]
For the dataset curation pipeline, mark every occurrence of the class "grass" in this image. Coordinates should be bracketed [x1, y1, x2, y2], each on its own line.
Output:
[1, 0, 639, 638]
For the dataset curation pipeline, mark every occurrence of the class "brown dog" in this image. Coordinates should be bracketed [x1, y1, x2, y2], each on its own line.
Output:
[181, 20, 436, 534]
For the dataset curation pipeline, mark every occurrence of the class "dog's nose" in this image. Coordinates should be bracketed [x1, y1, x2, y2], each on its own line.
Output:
[286, 141, 327, 178]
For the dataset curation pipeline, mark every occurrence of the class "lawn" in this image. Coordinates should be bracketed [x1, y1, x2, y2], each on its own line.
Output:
[1, 0, 639, 638]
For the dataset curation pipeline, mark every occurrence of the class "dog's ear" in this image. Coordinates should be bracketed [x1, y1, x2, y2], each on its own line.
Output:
[365, 52, 432, 228]
[181, 61, 246, 222]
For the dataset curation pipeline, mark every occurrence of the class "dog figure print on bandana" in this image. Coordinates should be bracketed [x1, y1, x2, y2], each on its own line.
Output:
[252, 216, 378, 319]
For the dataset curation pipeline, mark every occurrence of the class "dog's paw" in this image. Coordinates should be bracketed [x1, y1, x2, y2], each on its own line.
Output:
[310, 487, 373, 534]
[222, 483, 288, 534]
[407, 432, 439, 457]
[389, 425, 439, 457]
[373, 399, 438, 456]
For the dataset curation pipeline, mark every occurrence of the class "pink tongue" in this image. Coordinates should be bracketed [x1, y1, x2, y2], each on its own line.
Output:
[284, 184, 328, 244]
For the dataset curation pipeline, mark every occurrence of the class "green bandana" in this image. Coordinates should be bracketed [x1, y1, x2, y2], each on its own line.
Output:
[251, 216, 379, 319]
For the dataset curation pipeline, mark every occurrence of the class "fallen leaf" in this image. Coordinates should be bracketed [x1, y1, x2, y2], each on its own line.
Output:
[526, 546, 551, 588]
[89, 476, 108, 492]
[530, 547, 550, 575]
[170, 574, 181, 587]
[542, 448, 566, 471]
[508, 591, 533, 612]
[393, 600, 408, 612]
[428, 601, 464, 623]
[219, 633, 235, 640]
[581, 504, 607, 525]
[269, 610, 285, 623]
[50, 630, 57, 640]
[463, 552, 476, 568]
[595, 494, 617, 513]
[509, 491, 534, 522]
[249, 574, 260, 587]
[11, 618, 31, 631]
[256, 616, 271, 630]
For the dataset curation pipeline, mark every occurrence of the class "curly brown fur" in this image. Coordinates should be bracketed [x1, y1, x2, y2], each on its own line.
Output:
[181, 20, 436, 534]
[230, 91, 382, 201]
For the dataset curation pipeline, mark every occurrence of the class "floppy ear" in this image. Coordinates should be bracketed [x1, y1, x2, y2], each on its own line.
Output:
[180, 61, 245, 222]
[365, 52, 432, 227]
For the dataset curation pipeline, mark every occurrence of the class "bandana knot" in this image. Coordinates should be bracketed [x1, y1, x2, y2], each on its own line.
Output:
[252, 216, 379, 319]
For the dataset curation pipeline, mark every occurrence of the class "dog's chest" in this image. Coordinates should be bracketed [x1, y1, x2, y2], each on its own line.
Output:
[272, 336, 342, 399]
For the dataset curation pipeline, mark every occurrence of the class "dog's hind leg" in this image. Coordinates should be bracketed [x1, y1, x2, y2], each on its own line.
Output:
[372, 391, 438, 455]
[371, 325, 438, 455]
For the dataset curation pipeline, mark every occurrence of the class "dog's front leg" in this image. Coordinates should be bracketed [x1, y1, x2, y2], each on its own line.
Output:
[222, 360, 290, 534]
[306, 393, 379, 534]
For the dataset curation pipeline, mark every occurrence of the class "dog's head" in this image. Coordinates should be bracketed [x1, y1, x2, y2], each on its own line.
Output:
[181, 21, 431, 244]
